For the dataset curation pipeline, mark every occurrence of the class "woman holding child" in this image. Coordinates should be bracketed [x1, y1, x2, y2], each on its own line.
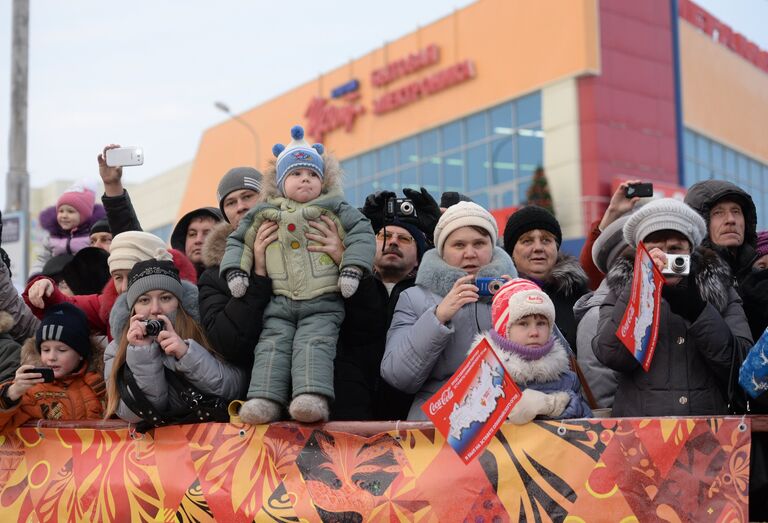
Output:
[381, 202, 517, 420]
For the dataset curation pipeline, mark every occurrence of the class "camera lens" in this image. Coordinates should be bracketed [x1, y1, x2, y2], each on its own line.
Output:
[672, 257, 685, 274]
[489, 280, 502, 294]
[399, 201, 415, 216]
[144, 319, 164, 337]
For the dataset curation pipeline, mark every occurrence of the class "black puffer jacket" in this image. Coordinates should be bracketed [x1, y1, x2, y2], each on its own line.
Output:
[197, 222, 272, 374]
[594, 248, 753, 417]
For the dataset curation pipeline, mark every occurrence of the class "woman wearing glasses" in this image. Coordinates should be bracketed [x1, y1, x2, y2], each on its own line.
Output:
[381, 202, 516, 420]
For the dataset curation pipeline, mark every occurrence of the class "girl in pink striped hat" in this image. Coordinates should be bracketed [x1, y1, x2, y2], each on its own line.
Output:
[478, 278, 592, 424]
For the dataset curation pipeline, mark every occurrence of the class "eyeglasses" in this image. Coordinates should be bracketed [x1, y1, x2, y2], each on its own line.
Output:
[376, 230, 414, 245]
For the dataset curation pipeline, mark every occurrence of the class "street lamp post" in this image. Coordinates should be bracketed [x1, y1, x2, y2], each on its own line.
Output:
[214, 101, 261, 169]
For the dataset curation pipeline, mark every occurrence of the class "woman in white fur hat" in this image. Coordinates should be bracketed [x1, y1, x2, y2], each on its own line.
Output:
[381, 202, 517, 421]
[594, 198, 753, 416]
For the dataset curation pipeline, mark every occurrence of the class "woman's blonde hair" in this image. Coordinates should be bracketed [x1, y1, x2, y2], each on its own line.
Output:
[104, 303, 213, 419]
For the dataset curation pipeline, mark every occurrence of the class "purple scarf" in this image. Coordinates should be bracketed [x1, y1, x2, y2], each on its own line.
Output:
[489, 328, 555, 361]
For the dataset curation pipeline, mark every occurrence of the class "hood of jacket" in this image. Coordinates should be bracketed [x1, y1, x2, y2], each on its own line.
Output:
[572, 279, 612, 322]
[605, 246, 732, 314]
[415, 246, 516, 297]
[684, 180, 758, 248]
[108, 280, 200, 340]
[474, 332, 570, 386]
[258, 154, 343, 201]
[169, 207, 223, 253]
[201, 221, 234, 269]
[39, 204, 106, 237]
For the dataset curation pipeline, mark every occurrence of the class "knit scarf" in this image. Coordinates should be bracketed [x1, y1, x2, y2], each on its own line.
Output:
[488, 328, 555, 361]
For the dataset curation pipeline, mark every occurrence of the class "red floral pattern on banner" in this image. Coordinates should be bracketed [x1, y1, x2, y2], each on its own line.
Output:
[0, 418, 750, 521]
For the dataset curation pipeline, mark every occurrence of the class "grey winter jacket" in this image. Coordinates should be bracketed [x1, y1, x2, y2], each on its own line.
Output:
[381, 247, 516, 420]
[0, 263, 39, 343]
[594, 248, 753, 417]
[573, 280, 619, 409]
[104, 281, 246, 422]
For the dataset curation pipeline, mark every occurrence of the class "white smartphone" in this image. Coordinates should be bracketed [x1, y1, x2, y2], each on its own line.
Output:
[105, 146, 144, 167]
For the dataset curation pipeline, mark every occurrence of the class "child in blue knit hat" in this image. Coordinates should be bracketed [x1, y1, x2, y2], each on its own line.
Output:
[220, 125, 375, 424]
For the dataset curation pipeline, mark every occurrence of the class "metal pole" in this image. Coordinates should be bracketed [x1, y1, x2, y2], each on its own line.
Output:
[214, 102, 260, 169]
[6, 0, 30, 214]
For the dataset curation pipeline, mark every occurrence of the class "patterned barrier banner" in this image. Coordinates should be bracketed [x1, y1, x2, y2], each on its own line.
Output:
[0, 418, 751, 521]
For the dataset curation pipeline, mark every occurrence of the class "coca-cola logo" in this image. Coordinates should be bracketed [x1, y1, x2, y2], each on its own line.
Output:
[526, 295, 544, 304]
[428, 388, 454, 415]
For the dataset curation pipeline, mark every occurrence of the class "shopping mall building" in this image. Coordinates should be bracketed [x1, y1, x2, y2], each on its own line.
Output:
[181, 0, 768, 251]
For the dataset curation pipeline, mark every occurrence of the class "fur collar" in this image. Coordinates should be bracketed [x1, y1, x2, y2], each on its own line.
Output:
[475, 332, 570, 386]
[38, 204, 106, 236]
[415, 247, 516, 297]
[109, 280, 201, 339]
[605, 246, 732, 314]
[259, 154, 343, 201]
[519, 253, 588, 297]
[202, 221, 234, 269]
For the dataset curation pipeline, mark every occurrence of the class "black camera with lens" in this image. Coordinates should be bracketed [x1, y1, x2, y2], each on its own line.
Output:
[143, 319, 165, 337]
[384, 197, 418, 221]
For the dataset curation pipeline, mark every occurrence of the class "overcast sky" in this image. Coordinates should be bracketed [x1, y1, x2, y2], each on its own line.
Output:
[1, 0, 767, 209]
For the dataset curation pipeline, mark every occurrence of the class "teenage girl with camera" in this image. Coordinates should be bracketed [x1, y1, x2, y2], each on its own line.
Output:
[0, 303, 105, 432]
[104, 259, 245, 427]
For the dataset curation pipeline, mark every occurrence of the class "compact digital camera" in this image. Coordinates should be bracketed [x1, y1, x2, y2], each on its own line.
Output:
[385, 197, 417, 220]
[661, 254, 690, 276]
[476, 277, 508, 296]
[143, 319, 165, 337]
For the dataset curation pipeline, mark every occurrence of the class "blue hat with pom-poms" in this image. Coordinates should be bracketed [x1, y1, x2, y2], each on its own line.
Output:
[273, 125, 325, 196]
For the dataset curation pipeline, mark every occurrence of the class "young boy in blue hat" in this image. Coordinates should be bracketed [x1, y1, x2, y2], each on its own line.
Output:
[221, 125, 375, 424]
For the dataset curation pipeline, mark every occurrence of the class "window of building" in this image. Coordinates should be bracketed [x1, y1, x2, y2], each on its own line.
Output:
[684, 128, 768, 229]
[342, 92, 542, 210]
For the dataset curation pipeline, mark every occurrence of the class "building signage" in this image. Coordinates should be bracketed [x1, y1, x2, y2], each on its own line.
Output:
[304, 43, 477, 139]
[372, 59, 476, 115]
[304, 96, 365, 142]
[371, 44, 440, 87]
[679, 0, 768, 74]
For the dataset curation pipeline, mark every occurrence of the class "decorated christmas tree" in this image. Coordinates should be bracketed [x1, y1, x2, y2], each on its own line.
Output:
[525, 166, 554, 215]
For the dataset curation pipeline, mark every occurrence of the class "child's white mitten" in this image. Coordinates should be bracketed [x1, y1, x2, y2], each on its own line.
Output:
[544, 391, 571, 418]
[338, 266, 363, 298]
[226, 269, 249, 298]
[507, 388, 548, 424]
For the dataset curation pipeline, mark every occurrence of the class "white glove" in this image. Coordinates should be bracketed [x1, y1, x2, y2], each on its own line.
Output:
[338, 266, 362, 298]
[226, 269, 249, 298]
[507, 389, 571, 425]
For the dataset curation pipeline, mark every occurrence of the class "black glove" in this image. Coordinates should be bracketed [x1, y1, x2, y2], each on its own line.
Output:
[361, 190, 396, 234]
[402, 187, 441, 245]
[662, 277, 706, 322]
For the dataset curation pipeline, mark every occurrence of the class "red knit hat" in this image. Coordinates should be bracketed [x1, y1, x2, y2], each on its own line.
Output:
[491, 278, 555, 338]
[57, 183, 95, 223]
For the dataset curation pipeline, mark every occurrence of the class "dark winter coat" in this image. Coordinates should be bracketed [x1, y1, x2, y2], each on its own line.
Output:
[332, 274, 416, 421]
[198, 221, 272, 372]
[100, 189, 142, 236]
[0, 262, 39, 344]
[684, 180, 767, 339]
[519, 254, 589, 352]
[594, 248, 753, 417]
[0, 312, 21, 384]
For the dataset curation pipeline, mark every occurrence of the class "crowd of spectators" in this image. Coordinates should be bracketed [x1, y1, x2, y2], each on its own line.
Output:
[0, 139, 767, 516]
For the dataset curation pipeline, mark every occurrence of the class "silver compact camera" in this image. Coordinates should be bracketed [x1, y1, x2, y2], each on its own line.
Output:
[661, 254, 690, 276]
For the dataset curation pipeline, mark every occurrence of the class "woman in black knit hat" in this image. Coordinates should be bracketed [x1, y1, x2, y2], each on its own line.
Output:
[503, 206, 588, 351]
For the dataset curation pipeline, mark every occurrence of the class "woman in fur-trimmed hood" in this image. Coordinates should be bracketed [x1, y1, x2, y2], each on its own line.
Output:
[382, 202, 518, 420]
[222, 126, 375, 426]
[593, 198, 753, 417]
[502, 206, 589, 352]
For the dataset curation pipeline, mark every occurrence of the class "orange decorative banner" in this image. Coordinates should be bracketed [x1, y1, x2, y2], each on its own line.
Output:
[0, 418, 750, 521]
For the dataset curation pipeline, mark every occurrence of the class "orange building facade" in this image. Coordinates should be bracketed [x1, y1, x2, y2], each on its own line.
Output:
[182, 0, 768, 250]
